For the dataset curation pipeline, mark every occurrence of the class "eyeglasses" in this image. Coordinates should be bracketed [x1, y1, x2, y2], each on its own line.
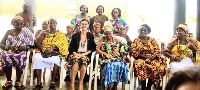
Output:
[120, 28, 126, 30]
[94, 27, 100, 29]
[114, 11, 119, 14]
[14, 22, 23, 25]
[139, 29, 147, 32]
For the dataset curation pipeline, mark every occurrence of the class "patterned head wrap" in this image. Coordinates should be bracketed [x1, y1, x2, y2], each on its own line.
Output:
[23, 2, 30, 7]
[102, 21, 113, 32]
[66, 24, 75, 30]
[178, 24, 189, 34]
[11, 15, 23, 25]
[93, 22, 101, 27]
[42, 20, 48, 25]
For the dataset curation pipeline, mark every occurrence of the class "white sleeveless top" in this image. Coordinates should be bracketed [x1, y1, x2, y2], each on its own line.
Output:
[78, 39, 87, 52]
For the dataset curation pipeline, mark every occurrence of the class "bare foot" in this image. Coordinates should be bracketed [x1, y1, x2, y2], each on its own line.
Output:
[70, 83, 75, 90]
[78, 84, 83, 90]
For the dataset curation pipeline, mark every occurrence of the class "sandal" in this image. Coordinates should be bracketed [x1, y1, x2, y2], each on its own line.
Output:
[14, 82, 25, 90]
[2, 81, 13, 90]
[49, 82, 56, 90]
[34, 82, 43, 90]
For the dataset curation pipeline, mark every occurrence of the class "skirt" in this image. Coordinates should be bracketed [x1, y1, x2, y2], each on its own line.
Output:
[33, 53, 61, 71]
[103, 61, 129, 86]
[67, 53, 90, 68]
[134, 59, 167, 81]
[1, 51, 27, 71]
[170, 57, 194, 74]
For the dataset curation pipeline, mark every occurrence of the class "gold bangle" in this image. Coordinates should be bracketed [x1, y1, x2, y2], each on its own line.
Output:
[102, 52, 104, 57]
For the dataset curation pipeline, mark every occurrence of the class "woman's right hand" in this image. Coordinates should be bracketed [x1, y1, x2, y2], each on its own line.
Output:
[8, 46, 15, 51]
[174, 56, 181, 62]
[44, 48, 51, 56]
[74, 53, 84, 59]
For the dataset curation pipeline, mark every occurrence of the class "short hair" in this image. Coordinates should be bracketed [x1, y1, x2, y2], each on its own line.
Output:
[80, 5, 88, 13]
[80, 19, 89, 24]
[23, 2, 30, 8]
[48, 17, 57, 24]
[165, 67, 200, 90]
[96, 5, 104, 13]
[111, 8, 121, 18]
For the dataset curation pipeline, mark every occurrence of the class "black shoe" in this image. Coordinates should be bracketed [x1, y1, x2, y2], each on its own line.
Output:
[64, 75, 70, 81]
[97, 77, 101, 86]
[54, 73, 60, 82]
[83, 74, 89, 83]
[75, 74, 79, 80]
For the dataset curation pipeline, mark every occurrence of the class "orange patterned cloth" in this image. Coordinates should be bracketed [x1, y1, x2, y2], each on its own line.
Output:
[131, 37, 167, 81]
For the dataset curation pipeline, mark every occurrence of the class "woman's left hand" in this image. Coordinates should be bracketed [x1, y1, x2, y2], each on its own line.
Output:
[188, 38, 197, 52]
[79, 53, 86, 58]
[146, 55, 155, 61]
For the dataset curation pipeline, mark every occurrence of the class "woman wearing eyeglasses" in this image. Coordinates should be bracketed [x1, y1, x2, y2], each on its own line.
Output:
[131, 24, 166, 90]
[110, 8, 128, 34]
[68, 19, 96, 90]
[117, 25, 132, 46]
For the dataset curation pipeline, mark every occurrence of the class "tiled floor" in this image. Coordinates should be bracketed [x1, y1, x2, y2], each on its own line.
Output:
[0, 72, 160, 90]
[0, 68, 128, 90]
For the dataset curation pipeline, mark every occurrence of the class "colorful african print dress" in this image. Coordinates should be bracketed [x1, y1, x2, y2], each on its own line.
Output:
[99, 41, 130, 86]
[131, 37, 167, 81]
[71, 14, 91, 32]
[167, 41, 194, 74]
[1, 27, 34, 71]
[110, 18, 128, 34]
[33, 30, 68, 71]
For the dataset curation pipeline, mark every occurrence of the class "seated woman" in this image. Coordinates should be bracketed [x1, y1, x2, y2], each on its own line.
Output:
[164, 26, 197, 74]
[117, 25, 132, 46]
[131, 24, 166, 90]
[96, 21, 130, 90]
[35, 20, 49, 37]
[65, 24, 75, 44]
[68, 19, 96, 90]
[0, 15, 34, 90]
[33, 17, 68, 90]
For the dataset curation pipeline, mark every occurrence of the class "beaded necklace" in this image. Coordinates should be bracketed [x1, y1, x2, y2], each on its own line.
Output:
[177, 38, 189, 57]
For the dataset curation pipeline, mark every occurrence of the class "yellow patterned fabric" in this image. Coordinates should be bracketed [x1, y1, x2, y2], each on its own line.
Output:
[131, 37, 166, 81]
[42, 30, 68, 57]
[171, 44, 193, 61]
[197, 42, 200, 63]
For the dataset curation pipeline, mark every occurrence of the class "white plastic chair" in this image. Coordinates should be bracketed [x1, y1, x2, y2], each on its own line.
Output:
[22, 50, 31, 86]
[129, 39, 168, 90]
[29, 49, 66, 88]
[88, 51, 96, 90]
[129, 56, 135, 90]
